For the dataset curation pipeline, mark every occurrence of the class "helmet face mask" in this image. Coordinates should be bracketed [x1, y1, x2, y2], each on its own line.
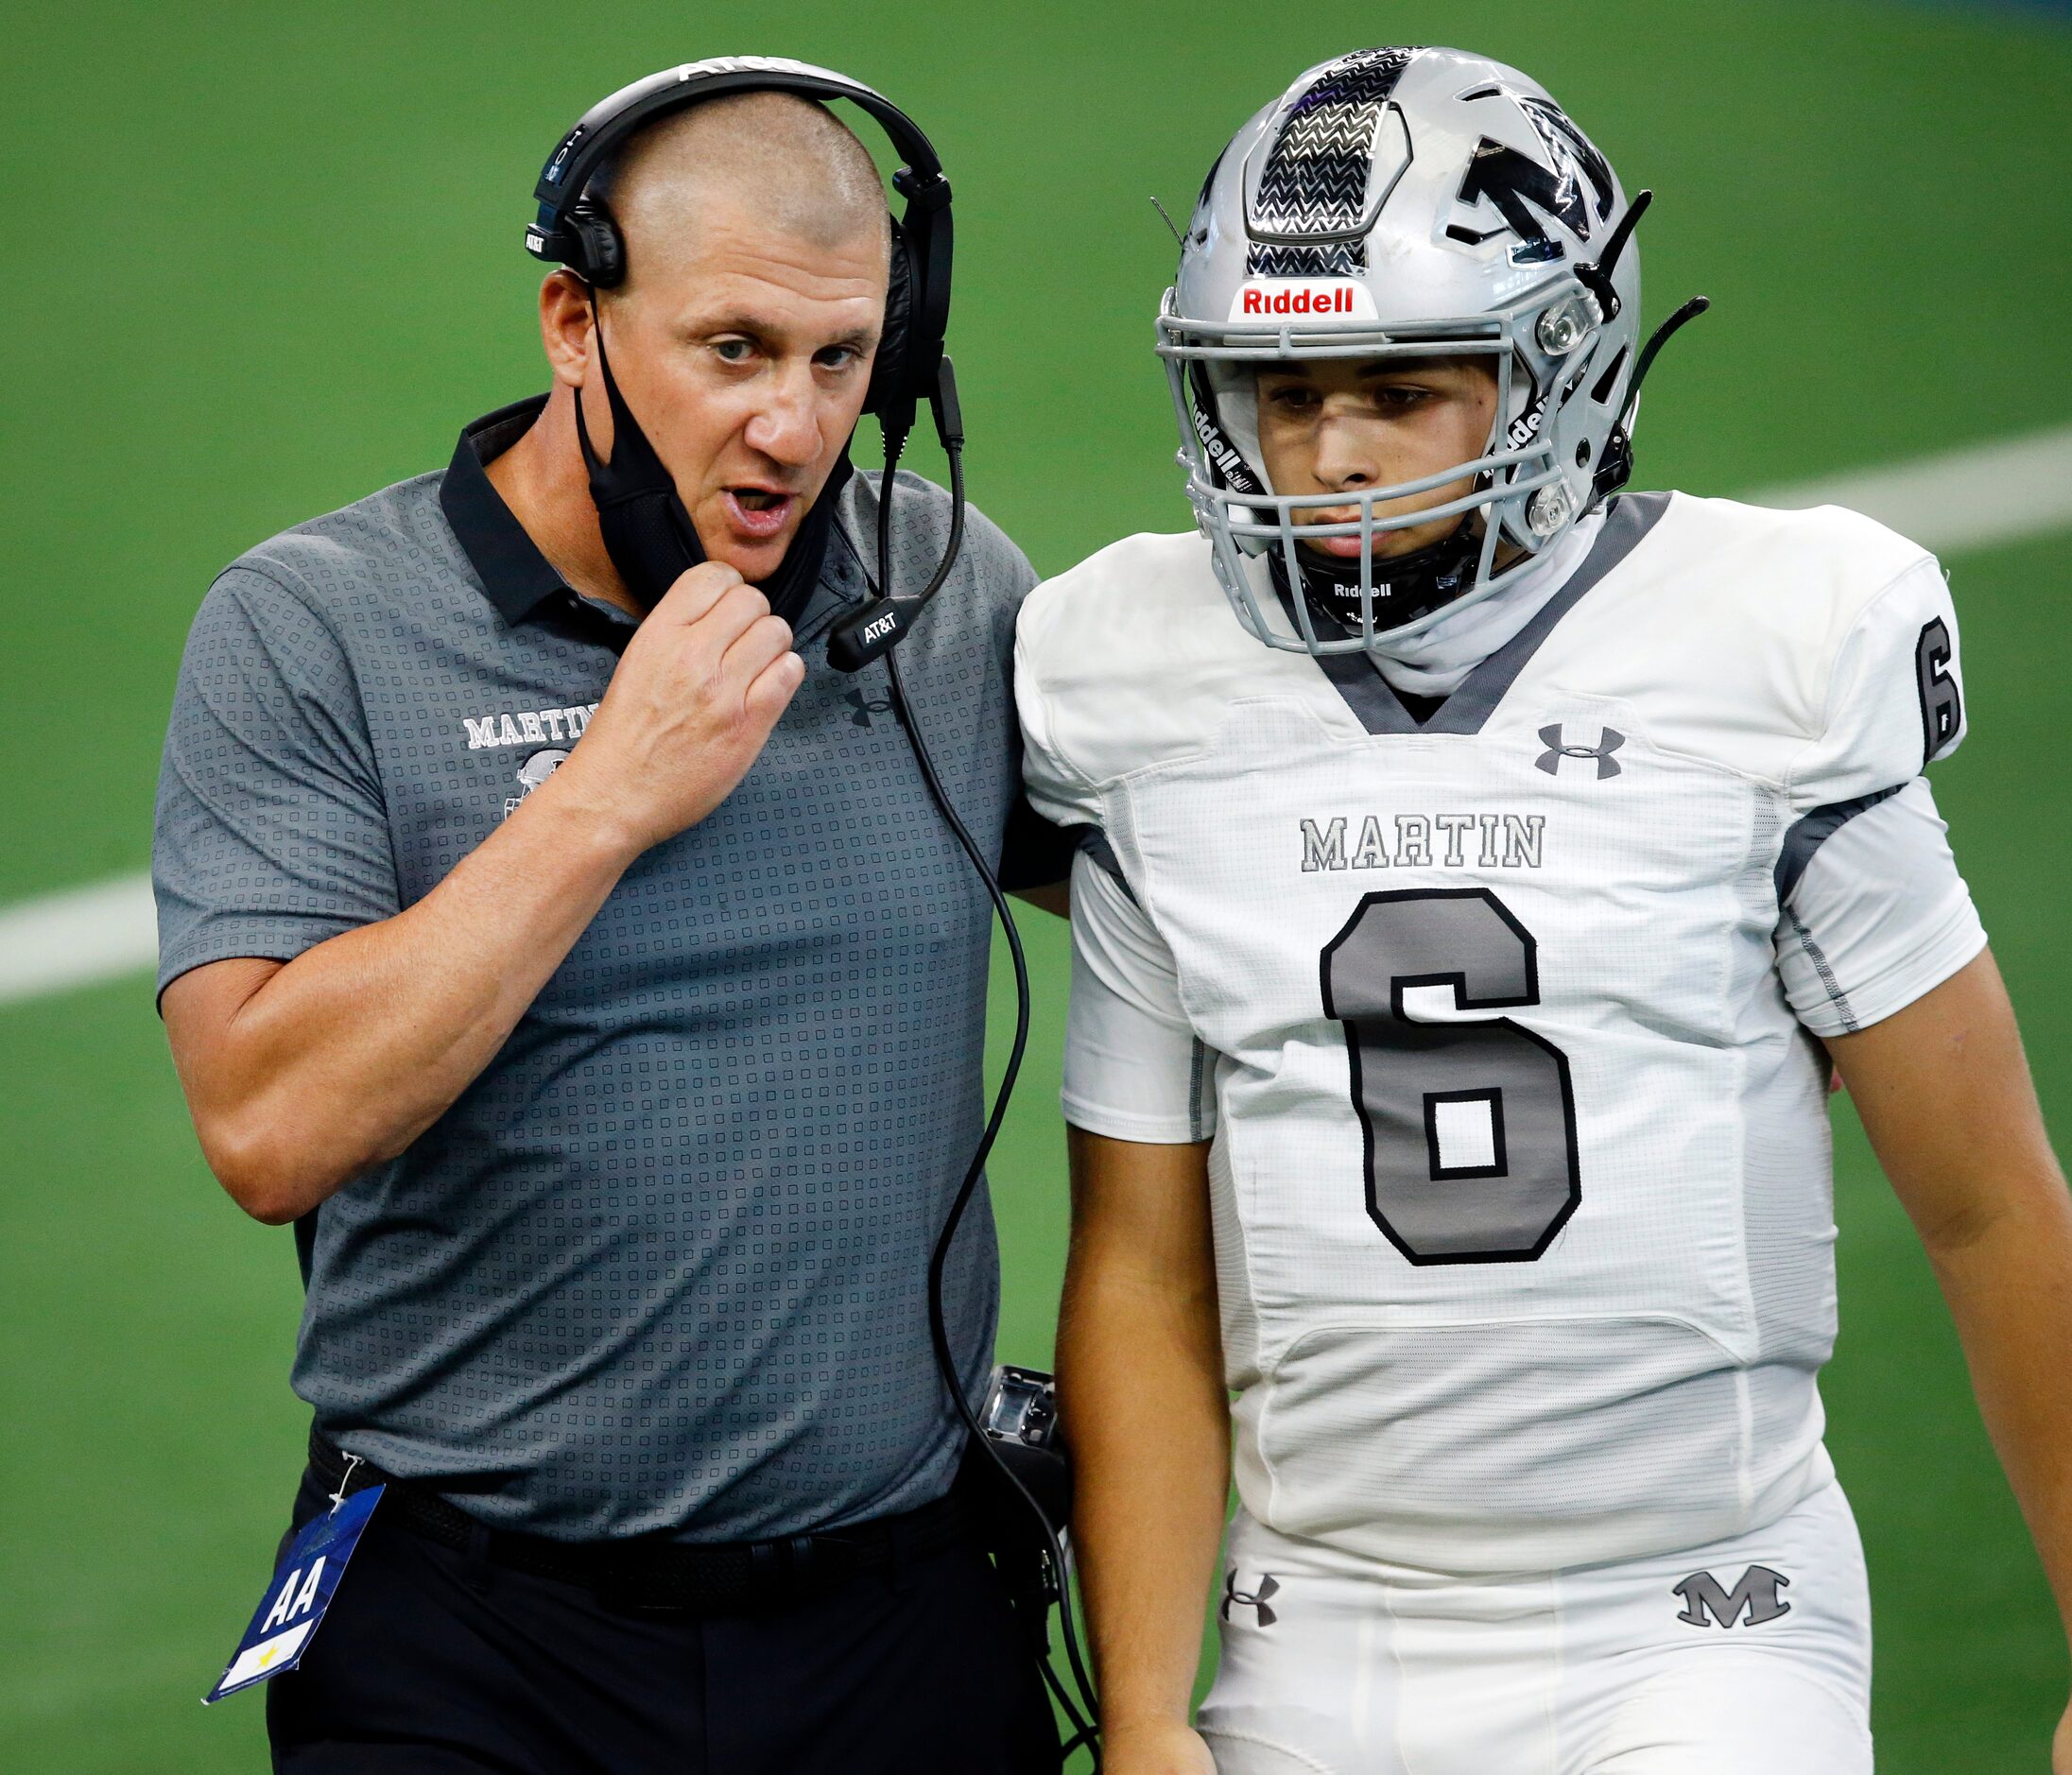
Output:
[1158, 46, 1641, 657]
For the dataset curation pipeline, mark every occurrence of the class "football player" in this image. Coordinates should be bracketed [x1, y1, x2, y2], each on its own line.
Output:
[1018, 46, 2072, 1774]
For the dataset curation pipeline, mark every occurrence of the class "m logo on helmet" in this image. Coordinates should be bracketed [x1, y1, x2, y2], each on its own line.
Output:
[1446, 93, 1616, 266]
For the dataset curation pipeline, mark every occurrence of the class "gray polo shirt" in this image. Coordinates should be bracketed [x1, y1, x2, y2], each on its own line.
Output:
[154, 397, 1062, 1542]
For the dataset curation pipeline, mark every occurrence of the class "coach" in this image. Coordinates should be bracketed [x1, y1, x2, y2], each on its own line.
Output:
[154, 63, 1062, 1773]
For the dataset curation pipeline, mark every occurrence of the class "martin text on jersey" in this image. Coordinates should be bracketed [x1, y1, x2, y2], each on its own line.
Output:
[1299, 812, 1546, 872]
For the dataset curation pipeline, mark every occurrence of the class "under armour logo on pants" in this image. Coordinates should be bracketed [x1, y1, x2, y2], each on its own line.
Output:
[1222, 1570, 1280, 1627]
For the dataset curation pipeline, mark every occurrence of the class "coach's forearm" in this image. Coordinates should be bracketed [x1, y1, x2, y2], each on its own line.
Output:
[168, 778, 642, 1222]
[166, 564, 804, 1224]
[1060, 1129, 1229, 1738]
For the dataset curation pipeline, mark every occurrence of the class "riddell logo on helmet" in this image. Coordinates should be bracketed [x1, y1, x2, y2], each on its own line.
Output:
[1228, 281, 1377, 322]
[1238, 283, 1360, 316]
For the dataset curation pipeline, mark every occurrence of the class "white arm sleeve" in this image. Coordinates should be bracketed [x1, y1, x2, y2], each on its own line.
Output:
[1775, 776, 1987, 1037]
[1062, 845, 1217, 1143]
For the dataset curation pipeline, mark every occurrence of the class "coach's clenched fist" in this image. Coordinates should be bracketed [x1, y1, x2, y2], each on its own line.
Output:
[542, 561, 803, 855]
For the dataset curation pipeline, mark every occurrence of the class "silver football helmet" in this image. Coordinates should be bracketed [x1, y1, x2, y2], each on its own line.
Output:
[1159, 46, 1649, 655]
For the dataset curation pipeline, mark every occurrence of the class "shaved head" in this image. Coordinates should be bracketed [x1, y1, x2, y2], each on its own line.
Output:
[591, 92, 891, 296]
[519, 88, 894, 592]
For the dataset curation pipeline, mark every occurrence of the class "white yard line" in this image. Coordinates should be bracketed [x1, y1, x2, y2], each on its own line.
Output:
[0, 871, 157, 1007]
[1748, 422, 2072, 557]
[6, 422, 2072, 1009]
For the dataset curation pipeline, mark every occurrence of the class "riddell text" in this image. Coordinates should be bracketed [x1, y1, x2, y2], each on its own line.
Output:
[1241, 285, 1357, 315]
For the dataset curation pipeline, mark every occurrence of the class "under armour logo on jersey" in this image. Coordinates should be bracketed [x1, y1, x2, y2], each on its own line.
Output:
[843, 689, 893, 729]
[1672, 1564, 1792, 1629]
[1535, 724, 1625, 780]
[1221, 1570, 1280, 1627]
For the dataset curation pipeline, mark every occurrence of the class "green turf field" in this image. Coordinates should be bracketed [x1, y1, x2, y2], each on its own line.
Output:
[6, 1, 2071, 1766]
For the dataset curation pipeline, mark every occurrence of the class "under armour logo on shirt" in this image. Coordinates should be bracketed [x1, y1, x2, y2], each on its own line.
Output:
[1222, 1569, 1280, 1627]
[844, 689, 894, 729]
[1535, 723, 1625, 780]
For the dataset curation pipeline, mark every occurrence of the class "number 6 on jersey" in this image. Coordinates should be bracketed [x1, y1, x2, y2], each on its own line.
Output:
[1320, 888, 1581, 1265]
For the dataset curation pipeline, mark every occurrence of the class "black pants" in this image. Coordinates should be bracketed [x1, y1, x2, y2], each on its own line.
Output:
[267, 1469, 1059, 1774]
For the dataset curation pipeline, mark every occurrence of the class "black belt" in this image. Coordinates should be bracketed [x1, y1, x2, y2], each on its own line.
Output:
[307, 1428, 972, 1614]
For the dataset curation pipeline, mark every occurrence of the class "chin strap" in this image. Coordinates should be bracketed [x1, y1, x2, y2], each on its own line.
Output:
[574, 295, 850, 625]
[1269, 518, 1485, 637]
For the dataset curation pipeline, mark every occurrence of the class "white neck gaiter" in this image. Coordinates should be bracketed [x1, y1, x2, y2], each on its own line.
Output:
[1366, 510, 1603, 698]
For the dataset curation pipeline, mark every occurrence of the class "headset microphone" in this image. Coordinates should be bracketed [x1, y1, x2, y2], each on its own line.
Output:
[826, 356, 964, 672]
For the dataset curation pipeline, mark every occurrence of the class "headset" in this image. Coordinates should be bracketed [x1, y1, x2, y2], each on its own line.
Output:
[525, 56, 961, 670]
[527, 60, 1102, 1766]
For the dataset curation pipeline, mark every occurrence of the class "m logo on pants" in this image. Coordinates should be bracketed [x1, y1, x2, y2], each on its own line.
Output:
[1673, 1563, 1792, 1629]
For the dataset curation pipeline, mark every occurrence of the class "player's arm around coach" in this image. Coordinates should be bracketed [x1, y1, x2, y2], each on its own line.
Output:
[155, 80, 1064, 1773]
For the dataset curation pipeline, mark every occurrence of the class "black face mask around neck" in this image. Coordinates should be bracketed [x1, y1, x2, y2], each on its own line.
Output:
[1268, 518, 1484, 640]
[571, 302, 853, 627]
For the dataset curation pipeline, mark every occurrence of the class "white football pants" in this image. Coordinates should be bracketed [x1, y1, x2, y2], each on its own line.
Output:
[1199, 1477, 1873, 1774]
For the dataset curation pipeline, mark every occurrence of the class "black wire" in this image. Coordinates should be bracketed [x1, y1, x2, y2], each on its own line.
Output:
[1040, 1653, 1097, 1761]
[899, 633, 1110, 1756]
[874, 444, 1103, 1766]
[1053, 1555, 1100, 1757]
[884, 632, 1104, 1755]
[876, 421, 908, 603]
[872, 420, 967, 623]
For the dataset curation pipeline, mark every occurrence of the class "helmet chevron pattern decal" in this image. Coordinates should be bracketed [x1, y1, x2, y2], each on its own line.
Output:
[1247, 240, 1366, 279]
[1246, 46, 1420, 275]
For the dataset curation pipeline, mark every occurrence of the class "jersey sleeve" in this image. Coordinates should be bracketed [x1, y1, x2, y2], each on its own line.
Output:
[1062, 846, 1217, 1143]
[153, 566, 399, 1000]
[1787, 553, 1966, 811]
[1013, 591, 1105, 832]
[1776, 762, 1987, 1037]
[1772, 552, 1980, 1035]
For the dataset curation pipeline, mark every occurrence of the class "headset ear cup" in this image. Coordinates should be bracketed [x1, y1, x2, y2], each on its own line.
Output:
[866, 223, 913, 417]
[568, 202, 626, 289]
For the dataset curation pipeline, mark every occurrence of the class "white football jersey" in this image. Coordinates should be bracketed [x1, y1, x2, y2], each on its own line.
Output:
[1016, 491, 1985, 1574]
